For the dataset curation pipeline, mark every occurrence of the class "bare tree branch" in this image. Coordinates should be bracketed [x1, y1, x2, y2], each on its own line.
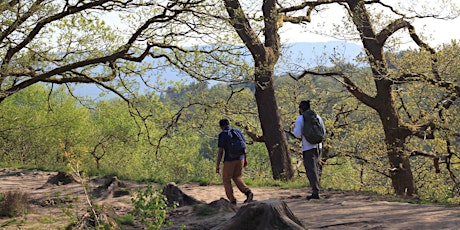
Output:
[223, 0, 265, 58]
[289, 70, 378, 109]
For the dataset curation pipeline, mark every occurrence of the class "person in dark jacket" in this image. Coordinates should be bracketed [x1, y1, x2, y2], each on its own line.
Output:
[216, 118, 253, 205]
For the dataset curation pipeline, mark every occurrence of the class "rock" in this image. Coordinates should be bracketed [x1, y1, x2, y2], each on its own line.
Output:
[162, 182, 204, 207]
[207, 198, 237, 213]
[92, 176, 128, 199]
[44, 171, 78, 186]
[212, 199, 305, 230]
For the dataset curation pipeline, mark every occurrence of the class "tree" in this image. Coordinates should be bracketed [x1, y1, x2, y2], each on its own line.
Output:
[0, 0, 201, 103]
[0, 84, 91, 168]
[291, 0, 459, 196]
[218, 0, 357, 180]
[221, 0, 315, 180]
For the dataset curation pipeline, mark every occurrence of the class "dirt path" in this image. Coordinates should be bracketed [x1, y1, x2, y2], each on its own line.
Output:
[175, 183, 460, 229]
[1, 168, 460, 229]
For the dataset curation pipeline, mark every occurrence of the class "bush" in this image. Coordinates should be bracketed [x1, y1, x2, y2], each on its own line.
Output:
[0, 191, 29, 217]
[130, 185, 176, 230]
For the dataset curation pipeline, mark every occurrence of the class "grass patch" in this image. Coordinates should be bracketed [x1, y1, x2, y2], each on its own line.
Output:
[39, 216, 59, 224]
[113, 214, 135, 226]
[191, 177, 213, 186]
[0, 218, 17, 228]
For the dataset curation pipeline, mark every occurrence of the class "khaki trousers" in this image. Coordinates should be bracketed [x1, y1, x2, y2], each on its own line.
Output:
[222, 159, 249, 202]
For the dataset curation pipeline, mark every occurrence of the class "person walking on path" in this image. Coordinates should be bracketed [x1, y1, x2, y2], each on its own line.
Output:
[216, 118, 253, 205]
[293, 100, 326, 200]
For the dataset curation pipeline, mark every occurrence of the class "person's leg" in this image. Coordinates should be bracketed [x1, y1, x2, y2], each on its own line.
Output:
[303, 148, 320, 199]
[222, 161, 236, 203]
[232, 159, 253, 203]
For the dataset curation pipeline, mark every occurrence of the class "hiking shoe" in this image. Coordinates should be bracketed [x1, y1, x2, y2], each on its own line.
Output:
[244, 191, 254, 203]
[231, 200, 237, 205]
[306, 194, 320, 200]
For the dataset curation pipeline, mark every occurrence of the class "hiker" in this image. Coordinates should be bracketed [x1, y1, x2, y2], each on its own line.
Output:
[293, 100, 326, 200]
[216, 118, 253, 205]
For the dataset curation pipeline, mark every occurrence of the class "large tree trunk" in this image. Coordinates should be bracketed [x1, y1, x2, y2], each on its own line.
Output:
[223, 0, 294, 180]
[377, 102, 416, 196]
[372, 72, 417, 196]
[387, 140, 416, 196]
[346, 0, 416, 195]
[254, 65, 294, 180]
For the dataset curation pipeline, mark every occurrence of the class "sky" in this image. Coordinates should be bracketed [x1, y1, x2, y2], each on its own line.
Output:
[84, 1, 459, 97]
[103, 1, 460, 50]
[279, 0, 460, 49]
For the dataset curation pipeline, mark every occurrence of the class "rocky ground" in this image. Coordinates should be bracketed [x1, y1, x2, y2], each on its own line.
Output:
[1, 168, 460, 229]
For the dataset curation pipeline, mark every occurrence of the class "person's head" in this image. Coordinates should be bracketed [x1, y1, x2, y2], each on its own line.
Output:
[299, 100, 311, 114]
[219, 119, 230, 129]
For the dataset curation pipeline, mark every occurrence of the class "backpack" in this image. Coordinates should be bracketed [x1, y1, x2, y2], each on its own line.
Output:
[302, 109, 325, 144]
[226, 129, 246, 158]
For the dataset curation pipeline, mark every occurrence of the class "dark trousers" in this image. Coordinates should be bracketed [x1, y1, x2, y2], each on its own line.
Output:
[303, 148, 320, 195]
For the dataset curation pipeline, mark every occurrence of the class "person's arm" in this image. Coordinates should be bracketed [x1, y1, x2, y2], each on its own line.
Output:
[293, 115, 303, 138]
[216, 147, 224, 173]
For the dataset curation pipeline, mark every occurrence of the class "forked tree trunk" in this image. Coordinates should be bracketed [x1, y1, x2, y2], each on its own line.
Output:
[346, 0, 417, 196]
[223, 0, 294, 181]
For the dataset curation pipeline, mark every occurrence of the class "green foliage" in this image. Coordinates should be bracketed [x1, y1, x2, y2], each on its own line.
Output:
[130, 185, 176, 230]
[113, 214, 135, 226]
[39, 216, 58, 224]
[0, 41, 459, 204]
[0, 219, 17, 228]
[0, 84, 90, 169]
[244, 142, 274, 181]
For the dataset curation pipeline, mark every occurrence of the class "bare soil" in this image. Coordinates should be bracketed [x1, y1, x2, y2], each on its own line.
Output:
[1, 168, 460, 229]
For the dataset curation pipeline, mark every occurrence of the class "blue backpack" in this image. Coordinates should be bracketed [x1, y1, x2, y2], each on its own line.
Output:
[226, 129, 246, 158]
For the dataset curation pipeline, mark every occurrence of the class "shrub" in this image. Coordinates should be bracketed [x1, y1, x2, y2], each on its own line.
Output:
[0, 191, 29, 217]
[130, 185, 176, 230]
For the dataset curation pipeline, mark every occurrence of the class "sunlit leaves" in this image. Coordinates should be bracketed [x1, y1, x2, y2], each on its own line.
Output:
[0, 84, 90, 168]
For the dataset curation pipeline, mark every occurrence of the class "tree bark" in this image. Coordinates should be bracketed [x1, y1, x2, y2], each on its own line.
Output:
[212, 199, 305, 230]
[223, 0, 294, 180]
[254, 62, 294, 180]
[346, 0, 416, 195]
[378, 108, 416, 196]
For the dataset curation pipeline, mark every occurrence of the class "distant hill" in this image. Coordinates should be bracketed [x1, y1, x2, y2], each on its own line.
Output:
[281, 41, 362, 65]
[73, 41, 363, 98]
[276, 41, 363, 75]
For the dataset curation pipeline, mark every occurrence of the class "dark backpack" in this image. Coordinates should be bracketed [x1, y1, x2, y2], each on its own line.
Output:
[226, 129, 246, 158]
[302, 109, 325, 144]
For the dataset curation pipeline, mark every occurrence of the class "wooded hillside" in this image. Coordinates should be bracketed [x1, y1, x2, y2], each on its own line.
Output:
[1, 0, 459, 203]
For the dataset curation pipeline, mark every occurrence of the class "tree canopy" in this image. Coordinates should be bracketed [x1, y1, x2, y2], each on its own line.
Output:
[1, 0, 459, 197]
